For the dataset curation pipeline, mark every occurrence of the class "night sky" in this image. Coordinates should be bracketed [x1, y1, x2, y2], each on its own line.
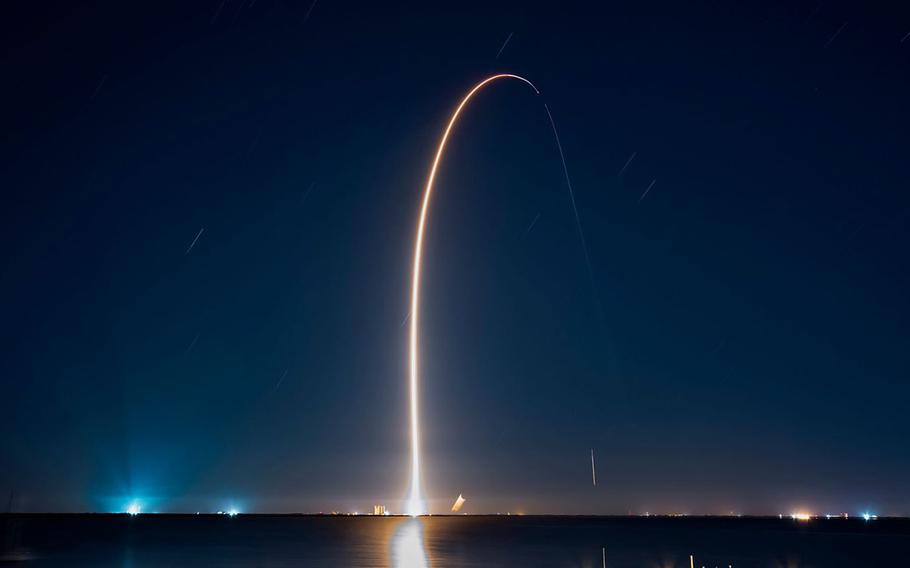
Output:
[2, 1, 909, 516]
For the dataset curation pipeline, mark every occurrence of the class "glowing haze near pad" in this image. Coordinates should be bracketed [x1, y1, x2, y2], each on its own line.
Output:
[406, 74, 542, 516]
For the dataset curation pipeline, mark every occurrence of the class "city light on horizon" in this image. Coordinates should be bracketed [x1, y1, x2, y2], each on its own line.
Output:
[99, 495, 894, 518]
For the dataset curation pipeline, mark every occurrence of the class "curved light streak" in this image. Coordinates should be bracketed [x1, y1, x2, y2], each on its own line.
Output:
[407, 74, 539, 516]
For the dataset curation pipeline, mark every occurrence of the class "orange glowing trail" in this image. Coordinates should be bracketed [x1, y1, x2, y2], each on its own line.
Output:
[407, 74, 539, 516]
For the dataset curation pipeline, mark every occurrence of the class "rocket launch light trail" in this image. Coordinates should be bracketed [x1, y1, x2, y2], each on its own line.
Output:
[407, 74, 588, 516]
[407, 74, 538, 516]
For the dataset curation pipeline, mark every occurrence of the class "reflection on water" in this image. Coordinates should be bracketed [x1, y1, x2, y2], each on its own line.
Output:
[3, 515, 905, 566]
[390, 518, 430, 568]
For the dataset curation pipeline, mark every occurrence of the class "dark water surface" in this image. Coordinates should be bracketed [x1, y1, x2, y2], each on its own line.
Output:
[2, 514, 908, 566]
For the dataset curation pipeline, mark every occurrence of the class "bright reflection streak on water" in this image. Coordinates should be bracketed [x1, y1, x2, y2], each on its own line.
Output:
[390, 518, 430, 568]
[5, 516, 899, 566]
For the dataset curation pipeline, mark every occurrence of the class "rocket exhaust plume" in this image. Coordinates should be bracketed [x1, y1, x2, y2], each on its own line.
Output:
[407, 74, 589, 516]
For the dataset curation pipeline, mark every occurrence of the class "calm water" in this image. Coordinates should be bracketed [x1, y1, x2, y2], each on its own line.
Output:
[2, 515, 908, 566]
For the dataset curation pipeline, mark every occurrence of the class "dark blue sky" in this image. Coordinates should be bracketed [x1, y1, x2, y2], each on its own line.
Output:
[2, 0, 909, 515]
